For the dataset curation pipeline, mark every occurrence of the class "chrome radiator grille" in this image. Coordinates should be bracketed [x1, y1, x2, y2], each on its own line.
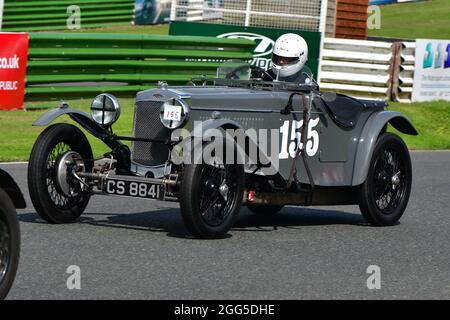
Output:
[132, 100, 171, 166]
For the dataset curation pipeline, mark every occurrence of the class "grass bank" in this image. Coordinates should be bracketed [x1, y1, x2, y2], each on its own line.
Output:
[368, 0, 450, 40]
[0, 100, 448, 162]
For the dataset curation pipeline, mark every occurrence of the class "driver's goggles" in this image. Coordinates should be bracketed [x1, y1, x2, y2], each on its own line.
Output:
[272, 53, 299, 66]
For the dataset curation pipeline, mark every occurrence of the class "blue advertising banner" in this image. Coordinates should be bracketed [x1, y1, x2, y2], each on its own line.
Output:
[134, 0, 171, 25]
[369, 0, 396, 4]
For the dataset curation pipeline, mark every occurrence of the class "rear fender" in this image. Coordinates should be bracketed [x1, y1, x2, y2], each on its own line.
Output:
[352, 111, 418, 186]
[0, 169, 26, 209]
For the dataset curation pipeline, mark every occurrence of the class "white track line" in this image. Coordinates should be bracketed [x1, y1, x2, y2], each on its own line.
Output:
[0, 161, 28, 165]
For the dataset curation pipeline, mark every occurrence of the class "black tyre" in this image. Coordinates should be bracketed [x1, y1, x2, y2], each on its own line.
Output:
[28, 124, 93, 224]
[247, 205, 284, 215]
[0, 189, 20, 300]
[179, 141, 244, 239]
[359, 132, 412, 226]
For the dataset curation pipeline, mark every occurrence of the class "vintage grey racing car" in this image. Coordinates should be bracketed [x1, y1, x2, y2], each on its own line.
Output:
[28, 63, 418, 239]
[0, 168, 24, 299]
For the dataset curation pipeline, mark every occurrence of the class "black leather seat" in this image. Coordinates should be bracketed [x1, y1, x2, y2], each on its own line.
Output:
[320, 94, 386, 128]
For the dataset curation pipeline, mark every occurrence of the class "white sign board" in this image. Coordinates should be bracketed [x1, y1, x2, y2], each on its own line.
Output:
[412, 39, 450, 102]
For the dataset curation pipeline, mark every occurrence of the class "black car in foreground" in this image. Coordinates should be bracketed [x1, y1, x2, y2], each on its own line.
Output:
[0, 168, 25, 299]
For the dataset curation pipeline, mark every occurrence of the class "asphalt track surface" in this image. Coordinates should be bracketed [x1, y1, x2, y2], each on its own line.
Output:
[2, 151, 450, 299]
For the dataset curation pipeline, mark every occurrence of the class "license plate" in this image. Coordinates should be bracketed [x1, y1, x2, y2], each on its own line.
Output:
[105, 177, 164, 200]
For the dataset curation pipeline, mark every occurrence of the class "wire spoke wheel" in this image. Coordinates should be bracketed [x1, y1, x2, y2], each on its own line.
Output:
[373, 148, 407, 215]
[180, 141, 245, 239]
[45, 142, 82, 209]
[0, 219, 10, 286]
[198, 161, 239, 227]
[0, 188, 20, 300]
[359, 133, 412, 226]
[28, 124, 93, 224]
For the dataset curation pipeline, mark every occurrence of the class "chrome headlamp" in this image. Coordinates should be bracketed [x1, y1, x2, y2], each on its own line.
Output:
[160, 98, 189, 129]
[90, 93, 121, 127]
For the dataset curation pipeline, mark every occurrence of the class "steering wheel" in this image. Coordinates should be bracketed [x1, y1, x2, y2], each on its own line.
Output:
[225, 65, 274, 81]
[249, 65, 274, 81]
[225, 64, 252, 80]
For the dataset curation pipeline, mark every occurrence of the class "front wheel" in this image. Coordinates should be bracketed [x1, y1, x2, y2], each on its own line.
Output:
[358, 133, 412, 226]
[180, 143, 244, 239]
[28, 124, 93, 224]
[0, 189, 20, 300]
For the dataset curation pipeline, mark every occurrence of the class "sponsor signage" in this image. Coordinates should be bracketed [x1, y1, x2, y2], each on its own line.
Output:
[412, 39, 450, 102]
[169, 21, 321, 78]
[0, 33, 29, 110]
[216, 32, 275, 69]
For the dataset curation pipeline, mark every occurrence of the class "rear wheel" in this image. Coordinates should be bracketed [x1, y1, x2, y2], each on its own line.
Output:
[359, 133, 412, 226]
[180, 141, 244, 239]
[0, 189, 20, 300]
[28, 124, 93, 224]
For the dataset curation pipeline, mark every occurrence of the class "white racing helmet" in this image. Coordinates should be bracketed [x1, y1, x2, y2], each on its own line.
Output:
[271, 33, 308, 78]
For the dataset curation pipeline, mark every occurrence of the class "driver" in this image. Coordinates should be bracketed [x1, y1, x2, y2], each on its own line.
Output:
[254, 33, 310, 84]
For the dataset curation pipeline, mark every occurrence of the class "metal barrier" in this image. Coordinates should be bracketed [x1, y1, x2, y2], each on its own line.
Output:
[24, 32, 415, 102]
[2, 0, 134, 31]
[170, 0, 327, 33]
[318, 37, 395, 100]
[26, 32, 255, 100]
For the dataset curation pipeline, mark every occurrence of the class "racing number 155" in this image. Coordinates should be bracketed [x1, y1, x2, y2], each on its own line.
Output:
[279, 118, 320, 159]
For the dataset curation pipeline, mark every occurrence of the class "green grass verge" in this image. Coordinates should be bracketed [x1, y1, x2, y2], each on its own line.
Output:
[388, 100, 450, 150]
[368, 0, 450, 40]
[0, 98, 135, 162]
[0, 100, 448, 162]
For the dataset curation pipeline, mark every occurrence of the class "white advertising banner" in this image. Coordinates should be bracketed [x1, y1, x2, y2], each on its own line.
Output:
[412, 39, 450, 102]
